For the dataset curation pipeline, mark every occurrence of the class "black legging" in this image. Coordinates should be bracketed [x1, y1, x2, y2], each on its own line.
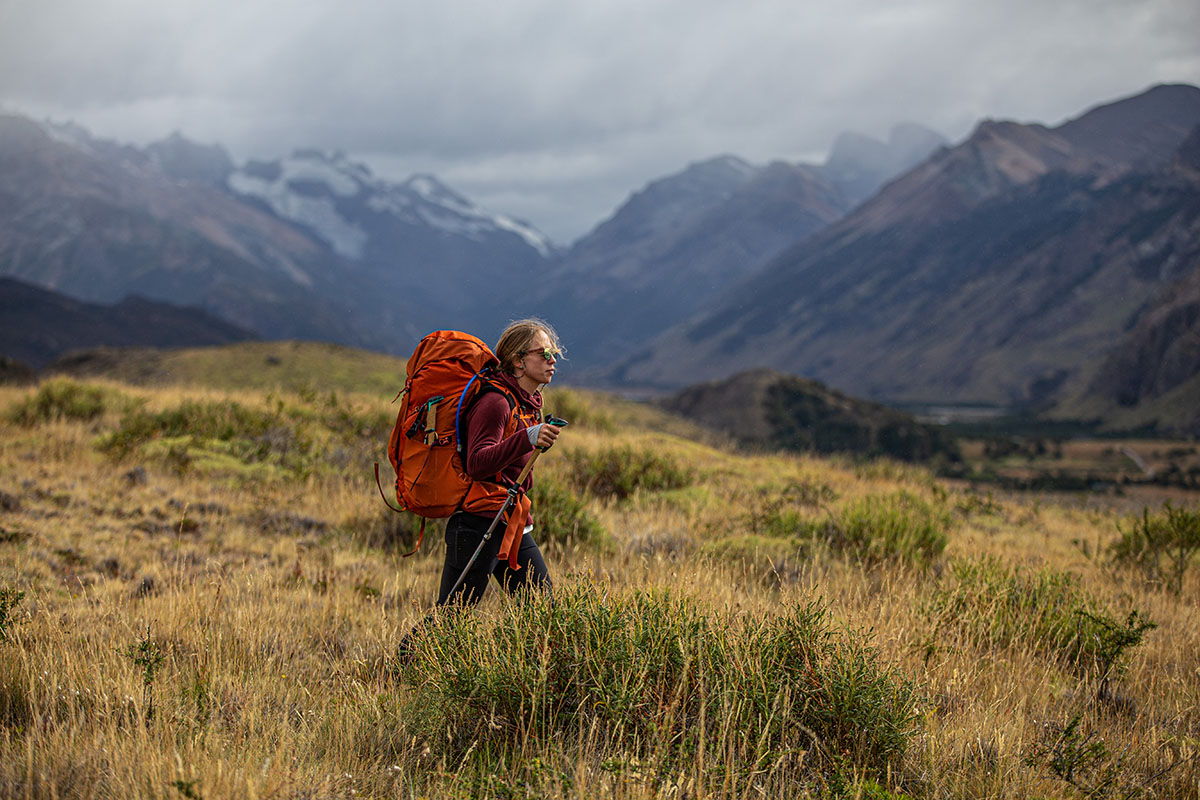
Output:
[436, 511, 551, 607]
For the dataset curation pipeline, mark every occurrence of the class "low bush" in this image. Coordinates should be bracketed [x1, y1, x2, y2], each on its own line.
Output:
[8, 378, 126, 426]
[743, 480, 837, 539]
[543, 387, 615, 433]
[723, 490, 950, 569]
[922, 557, 1154, 675]
[399, 582, 921, 788]
[566, 444, 694, 500]
[98, 398, 334, 477]
[1110, 503, 1200, 594]
[529, 473, 607, 548]
[825, 491, 951, 567]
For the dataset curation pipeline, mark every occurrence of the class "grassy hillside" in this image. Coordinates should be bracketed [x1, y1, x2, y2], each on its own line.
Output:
[47, 340, 410, 396]
[0, 369, 1198, 798]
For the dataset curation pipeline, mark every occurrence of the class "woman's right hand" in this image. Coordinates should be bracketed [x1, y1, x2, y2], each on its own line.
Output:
[529, 422, 561, 450]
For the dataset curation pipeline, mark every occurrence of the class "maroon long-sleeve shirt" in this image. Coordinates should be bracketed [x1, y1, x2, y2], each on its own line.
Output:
[462, 372, 543, 494]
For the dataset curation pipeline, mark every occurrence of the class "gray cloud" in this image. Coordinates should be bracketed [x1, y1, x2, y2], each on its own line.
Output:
[2, 0, 1198, 241]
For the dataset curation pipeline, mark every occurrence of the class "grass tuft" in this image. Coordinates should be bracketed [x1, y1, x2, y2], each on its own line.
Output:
[8, 378, 128, 425]
[400, 581, 920, 788]
[566, 444, 694, 500]
[922, 557, 1153, 674]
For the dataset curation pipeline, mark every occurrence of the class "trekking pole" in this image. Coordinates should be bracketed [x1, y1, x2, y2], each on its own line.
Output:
[445, 417, 567, 602]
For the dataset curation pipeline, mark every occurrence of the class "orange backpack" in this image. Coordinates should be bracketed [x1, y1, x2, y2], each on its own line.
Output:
[374, 330, 521, 555]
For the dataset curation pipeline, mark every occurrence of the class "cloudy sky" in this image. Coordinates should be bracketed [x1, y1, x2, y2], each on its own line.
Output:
[2, 0, 1198, 243]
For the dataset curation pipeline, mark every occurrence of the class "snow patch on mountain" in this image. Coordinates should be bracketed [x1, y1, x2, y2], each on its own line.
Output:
[227, 151, 556, 261]
[405, 174, 555, 257]
[228, 168, 368, 259]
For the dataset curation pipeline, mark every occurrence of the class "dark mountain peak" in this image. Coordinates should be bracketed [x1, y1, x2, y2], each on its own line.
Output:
[568, 155, 761, 254]
[0, 277, 256, 369]
[1055, 83, 1200, 168]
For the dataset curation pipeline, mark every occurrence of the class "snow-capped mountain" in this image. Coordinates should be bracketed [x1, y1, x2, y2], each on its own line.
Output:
[225, 149, 557, 334]
[230, 151, 556, 259]
[0, 115, 564, 355]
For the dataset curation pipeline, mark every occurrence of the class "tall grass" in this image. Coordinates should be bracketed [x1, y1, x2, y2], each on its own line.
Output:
[399, 582, 920, 793]
[922, 557, 1151, 674]
[566, 444, 694, 500]
[8, 377, 130, 426]
[1, 378, 1198, 799]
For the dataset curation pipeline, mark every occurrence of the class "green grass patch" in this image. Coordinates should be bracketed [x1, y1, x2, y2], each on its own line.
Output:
[97, 392, 390, 479]
[922, 557, 1154, 674]
[825, 491, 951, 567]
[566, 444, 695, 501]
[399, 582, 921, 789]
[529, 473, 608, 549]
[8, 378, 133, 426]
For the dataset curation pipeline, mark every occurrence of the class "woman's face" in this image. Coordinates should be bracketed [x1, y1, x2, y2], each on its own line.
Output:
[515, 329, 557, 386]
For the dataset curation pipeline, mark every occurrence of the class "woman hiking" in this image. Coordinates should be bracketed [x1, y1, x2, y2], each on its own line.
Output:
[433, 317, 563, 607]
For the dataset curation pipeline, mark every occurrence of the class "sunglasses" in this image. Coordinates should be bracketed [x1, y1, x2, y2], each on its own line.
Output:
[523, 347, 562, 362]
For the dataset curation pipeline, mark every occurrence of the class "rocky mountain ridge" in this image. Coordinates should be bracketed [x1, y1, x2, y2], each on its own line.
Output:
[608, 84, 1200, 434]
[529, 125, 947, 366]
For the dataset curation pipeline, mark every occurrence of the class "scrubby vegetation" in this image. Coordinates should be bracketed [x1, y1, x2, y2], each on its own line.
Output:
[401, 585, 919, 792]
[566, 443, 695, 500]
[1110, 503, 1200, 594]
[0, 364, 1197, 799]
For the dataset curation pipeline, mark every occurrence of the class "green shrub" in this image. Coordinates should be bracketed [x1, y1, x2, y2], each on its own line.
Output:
[99, 399, 323, 476]
[744, 480, 837, 539]
[9, 378, 122, 425]
[566, 444, 694, 500]
[529, 473, 607, 548]
[399, 583, 920, 785]
[922, 557, 1154, 675]
[543, 388, 615, 433]
[825, 491, 951, 567]
[1110, 504, 1200, 594]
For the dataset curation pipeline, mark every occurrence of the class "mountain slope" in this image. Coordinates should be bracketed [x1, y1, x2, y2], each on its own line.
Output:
[0, 115, 410, 350]
[1049, 131, 1200, 435]
[609, 84, 1200, 426]
[533, 157, 850, 365]
[0, 276, 256, 368]
[532, 127, 947, 370]
[0, 116, 560, 356]
[226, 152, 555, 334]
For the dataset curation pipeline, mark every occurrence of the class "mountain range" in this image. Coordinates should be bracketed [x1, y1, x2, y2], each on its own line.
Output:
[525, 125, 947, 364]
[0, 110, 942, 362]
[608, 84, 1200, 433]
[2, 83, 1198, 434]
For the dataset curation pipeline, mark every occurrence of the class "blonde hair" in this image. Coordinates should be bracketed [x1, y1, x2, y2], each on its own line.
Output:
[494, 318, 564, 375]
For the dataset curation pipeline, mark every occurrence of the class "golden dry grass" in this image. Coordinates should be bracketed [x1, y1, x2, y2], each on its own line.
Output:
[0, 380, 1197, 799]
